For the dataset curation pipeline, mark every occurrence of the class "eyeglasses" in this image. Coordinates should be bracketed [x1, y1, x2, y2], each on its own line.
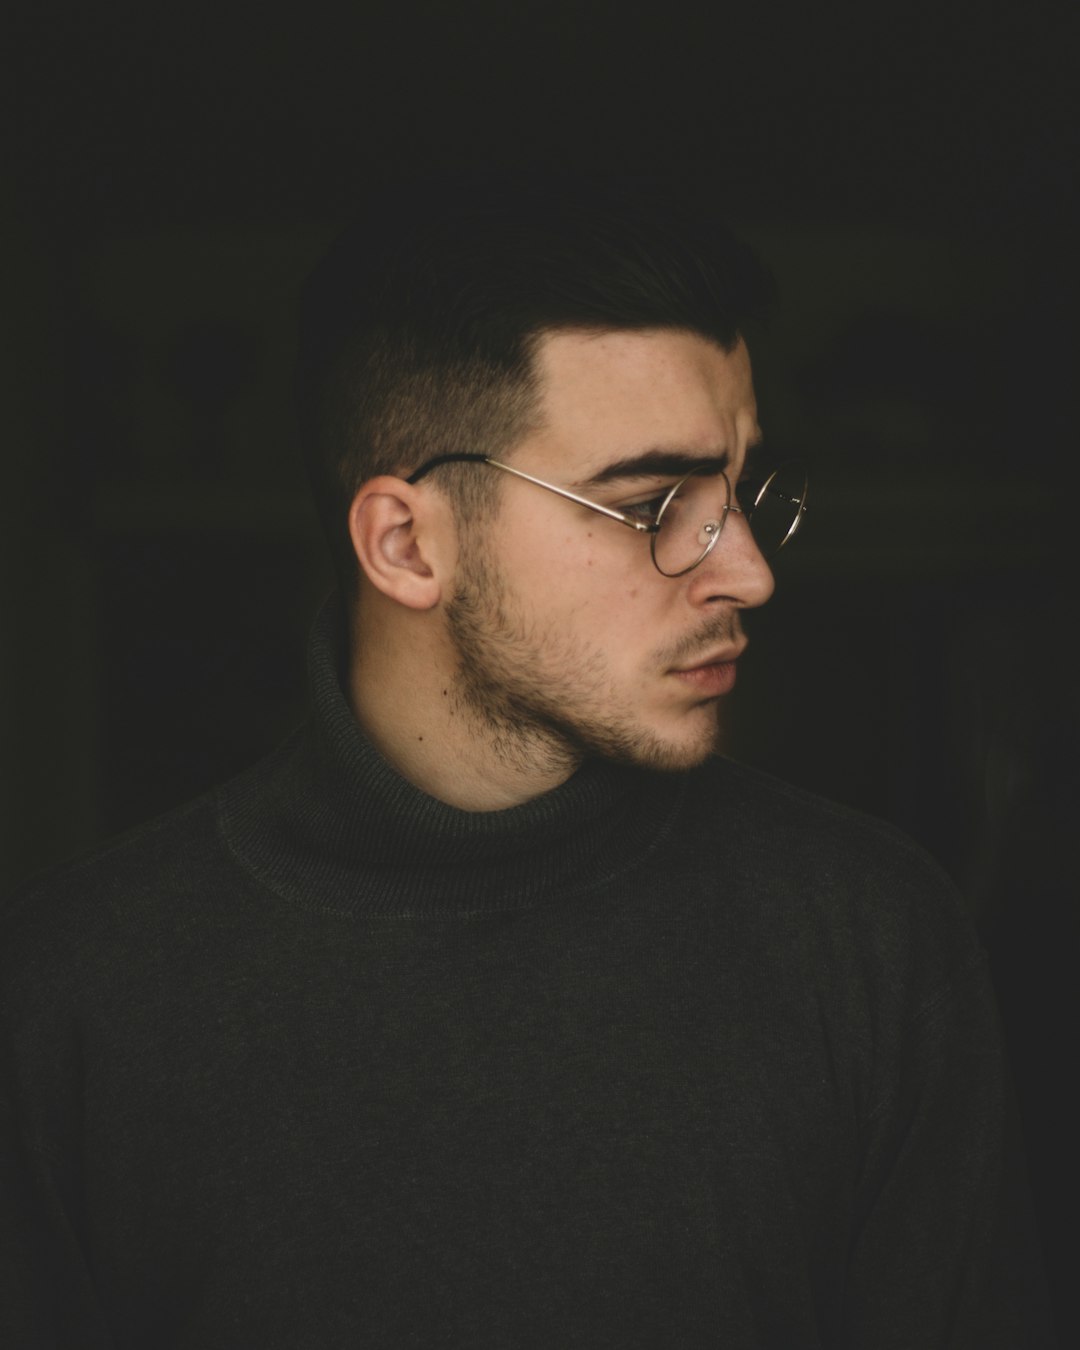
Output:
[406, 453, 808, 577]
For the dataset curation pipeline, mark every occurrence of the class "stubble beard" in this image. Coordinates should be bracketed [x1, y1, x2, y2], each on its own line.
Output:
[443, 545, 729, 778]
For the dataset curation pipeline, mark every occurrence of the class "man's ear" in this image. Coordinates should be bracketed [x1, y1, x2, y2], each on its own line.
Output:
[348, 477, 447, 610]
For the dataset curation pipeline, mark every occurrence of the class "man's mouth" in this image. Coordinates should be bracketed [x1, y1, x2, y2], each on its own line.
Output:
[669, 644, 746, 696]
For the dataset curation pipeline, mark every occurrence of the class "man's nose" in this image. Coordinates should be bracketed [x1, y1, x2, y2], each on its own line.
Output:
[686, 508, 775, 609]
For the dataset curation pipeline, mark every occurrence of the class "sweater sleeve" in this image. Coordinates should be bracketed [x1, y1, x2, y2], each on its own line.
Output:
[843, 953, 1056, 1348]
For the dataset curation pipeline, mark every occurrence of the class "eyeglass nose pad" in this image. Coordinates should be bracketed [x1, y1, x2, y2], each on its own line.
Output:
[698, 518, 723, 547]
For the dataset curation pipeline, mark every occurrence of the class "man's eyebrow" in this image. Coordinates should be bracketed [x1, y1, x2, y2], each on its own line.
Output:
[576, 449, 732, 488]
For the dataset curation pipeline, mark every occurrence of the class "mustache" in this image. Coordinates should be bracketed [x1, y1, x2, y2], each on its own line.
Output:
[657, 616, 744, 667]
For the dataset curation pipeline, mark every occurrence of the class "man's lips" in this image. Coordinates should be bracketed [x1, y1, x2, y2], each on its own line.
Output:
[669, 644, 746, 695]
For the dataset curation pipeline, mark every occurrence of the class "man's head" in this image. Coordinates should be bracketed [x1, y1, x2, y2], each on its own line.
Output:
[296, 172, 775, 594]
[297, 174, 781, 802]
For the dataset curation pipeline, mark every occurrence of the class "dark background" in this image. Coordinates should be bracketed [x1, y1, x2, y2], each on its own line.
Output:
[3, 2, 1075, 1337]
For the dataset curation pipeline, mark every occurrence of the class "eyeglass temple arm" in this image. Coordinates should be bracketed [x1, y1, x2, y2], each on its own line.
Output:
[486, 459, 660, 532]
[407, 453, 659, 534]
[405, 453, 488, 484]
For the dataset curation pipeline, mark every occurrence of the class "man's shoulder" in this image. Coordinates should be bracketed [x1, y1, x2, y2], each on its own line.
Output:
[688, 755, 986, 1013]
[1, 786, 248, 1005]
[698, 753, 945, 873]
[692, 754, 972, 941]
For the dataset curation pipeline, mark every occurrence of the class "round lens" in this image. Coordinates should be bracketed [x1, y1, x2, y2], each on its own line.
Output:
[743, 459, 807, 557]
[651, 467, 732, 577]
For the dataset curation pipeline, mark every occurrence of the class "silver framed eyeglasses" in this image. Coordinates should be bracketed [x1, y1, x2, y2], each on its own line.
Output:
[407, 453, 808, 577]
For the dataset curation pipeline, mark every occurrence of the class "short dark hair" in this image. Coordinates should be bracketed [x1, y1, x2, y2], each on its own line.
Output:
[296, 171, 775, 592]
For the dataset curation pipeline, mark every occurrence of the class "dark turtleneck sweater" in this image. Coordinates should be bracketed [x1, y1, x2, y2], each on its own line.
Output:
[1, 602, 1054, 1348]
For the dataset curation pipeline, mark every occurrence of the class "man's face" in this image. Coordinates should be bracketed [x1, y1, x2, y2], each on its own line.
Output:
[444, 328, 775, 776]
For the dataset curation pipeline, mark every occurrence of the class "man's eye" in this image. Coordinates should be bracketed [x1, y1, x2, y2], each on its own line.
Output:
[621, 494, 667, 524]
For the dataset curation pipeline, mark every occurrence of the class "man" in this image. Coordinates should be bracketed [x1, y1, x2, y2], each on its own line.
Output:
[2, 176, 1053, 1346]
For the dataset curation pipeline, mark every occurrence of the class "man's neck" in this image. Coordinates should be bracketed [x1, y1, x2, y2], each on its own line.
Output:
[346, 615, 579, 813]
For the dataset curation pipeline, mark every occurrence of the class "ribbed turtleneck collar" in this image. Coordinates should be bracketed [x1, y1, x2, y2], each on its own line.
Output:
[217, 598, 686, 917]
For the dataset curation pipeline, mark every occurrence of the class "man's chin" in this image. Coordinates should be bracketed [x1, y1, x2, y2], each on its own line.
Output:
[579, 717, 723, 775]
[633, 739, 722, 774]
